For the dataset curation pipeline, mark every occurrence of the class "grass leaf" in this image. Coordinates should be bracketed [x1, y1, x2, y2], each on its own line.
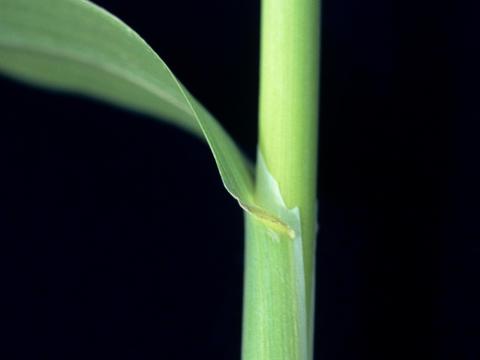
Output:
[0, 0, 293, 234]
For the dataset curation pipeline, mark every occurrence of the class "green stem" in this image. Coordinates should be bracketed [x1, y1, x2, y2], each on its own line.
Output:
[258, 0, 320, 328]
[242, 0, 320, 359]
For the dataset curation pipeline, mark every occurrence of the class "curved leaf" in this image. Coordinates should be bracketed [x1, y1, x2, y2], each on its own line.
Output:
[0, 0, 293, 235]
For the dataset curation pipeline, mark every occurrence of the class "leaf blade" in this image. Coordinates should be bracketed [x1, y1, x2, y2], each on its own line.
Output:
[0, 0, 201, 135]
[0, 0, 259, 223]
[0, 0, 295, 235]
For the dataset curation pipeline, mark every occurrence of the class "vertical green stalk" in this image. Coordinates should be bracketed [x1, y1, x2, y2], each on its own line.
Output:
[242, 0, 320, 359]
[258, 0, 319, 326]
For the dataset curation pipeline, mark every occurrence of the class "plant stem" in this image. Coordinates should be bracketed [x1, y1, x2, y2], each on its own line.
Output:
[242, 0, 320, 359]
[258, 0, 320, 322]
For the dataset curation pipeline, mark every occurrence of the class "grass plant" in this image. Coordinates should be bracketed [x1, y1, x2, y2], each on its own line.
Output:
[0, 1, 320, 359]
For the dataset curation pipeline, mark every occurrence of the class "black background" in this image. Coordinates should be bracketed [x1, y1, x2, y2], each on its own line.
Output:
[1, 0, 479, 359]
